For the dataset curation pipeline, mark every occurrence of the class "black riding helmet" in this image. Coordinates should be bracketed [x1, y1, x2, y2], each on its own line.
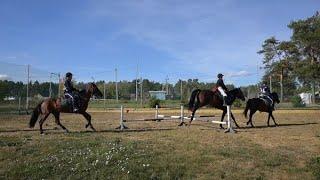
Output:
[66, 72, 73, 78]
[217, 73, 224, 78]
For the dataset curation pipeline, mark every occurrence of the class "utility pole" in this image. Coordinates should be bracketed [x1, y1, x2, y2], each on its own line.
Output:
[269, 75, 272, 92]
[50, 72, 60, 98]
[136, 65, 138, 101]
[49, 73, 52, 97]
[180, 79, 183, 102]
[115, 68, 118, 102]
[104, 81, 106, 111]
[280, 69, 283, 102]
[58, 73, 61, 97]
[140, 77, 143, 106]
[26, 64, 30, 111]
[165, 76, 169, 95]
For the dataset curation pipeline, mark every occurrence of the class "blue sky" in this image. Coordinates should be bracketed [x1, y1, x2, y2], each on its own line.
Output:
[0, 0, 318, 85]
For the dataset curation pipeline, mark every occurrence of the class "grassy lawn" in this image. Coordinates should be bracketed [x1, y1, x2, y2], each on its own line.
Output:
[0, 110, 319, 179]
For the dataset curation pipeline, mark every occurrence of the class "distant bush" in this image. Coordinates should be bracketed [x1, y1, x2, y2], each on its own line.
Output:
[233, 99, 243, 108]
[149, 97, 161, 108]
[290, 95, 306, 107]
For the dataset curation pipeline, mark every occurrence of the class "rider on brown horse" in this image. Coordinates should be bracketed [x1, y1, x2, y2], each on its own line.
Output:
[64, 72, 80, 112]
[216, 73, 228, 106]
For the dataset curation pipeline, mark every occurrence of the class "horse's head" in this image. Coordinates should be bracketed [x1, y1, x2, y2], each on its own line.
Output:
[232, 88, 245, 101]
[87, 83, 103, 98]
[271, 92, 280, 104]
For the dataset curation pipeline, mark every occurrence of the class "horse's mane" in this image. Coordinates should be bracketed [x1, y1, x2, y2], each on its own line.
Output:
[229, 88, 240, 93]
[79, 89, 86, 95]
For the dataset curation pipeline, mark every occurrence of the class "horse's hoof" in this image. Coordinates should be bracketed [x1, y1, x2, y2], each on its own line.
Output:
[178, 122, 184, 126]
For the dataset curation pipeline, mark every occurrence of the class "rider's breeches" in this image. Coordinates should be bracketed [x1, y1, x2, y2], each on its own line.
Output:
[64, 93, 74, 100]
[218, 87, 227, 97]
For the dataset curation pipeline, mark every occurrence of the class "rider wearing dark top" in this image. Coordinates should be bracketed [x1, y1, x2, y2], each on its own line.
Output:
[216, 78, 228, 91]
[216, 73, 228, 106]
[259, 83, 274, 110]
[64, 72, 80, 112]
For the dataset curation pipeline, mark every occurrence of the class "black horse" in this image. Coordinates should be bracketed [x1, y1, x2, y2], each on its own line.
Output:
[243, 92, 280, 127]
[180, 88, 246, 128]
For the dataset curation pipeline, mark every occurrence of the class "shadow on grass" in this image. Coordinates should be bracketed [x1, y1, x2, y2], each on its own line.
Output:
[0, 128, 58, 133]
[11, 127, 178, 135]
[238, 122, 318, 129]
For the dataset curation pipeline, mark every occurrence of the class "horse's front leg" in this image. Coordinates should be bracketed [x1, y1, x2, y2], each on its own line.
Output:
[267, 112, 271, 127]
[81, 112, 96, 131]
[270, 112, 278, 126]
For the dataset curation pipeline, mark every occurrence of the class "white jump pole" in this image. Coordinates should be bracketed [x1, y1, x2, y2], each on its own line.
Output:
[180, 105, 184, 124]
[225, 105, 235, 133]
[116, 105, 128, 130]
[155, 105, 159, 119]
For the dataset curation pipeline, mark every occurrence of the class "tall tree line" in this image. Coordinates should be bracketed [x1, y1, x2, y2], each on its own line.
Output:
[258, 11, 320, 102]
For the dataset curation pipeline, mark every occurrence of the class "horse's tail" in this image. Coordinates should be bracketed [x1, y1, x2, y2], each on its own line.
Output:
[29, 102, 42, 128]
[243, 99, 251, 118]
[188, 89, 201, 111]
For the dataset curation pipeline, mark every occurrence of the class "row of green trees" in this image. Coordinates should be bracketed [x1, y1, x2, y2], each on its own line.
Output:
[0, 79, 236, 102]
[258, 12, 320, 102]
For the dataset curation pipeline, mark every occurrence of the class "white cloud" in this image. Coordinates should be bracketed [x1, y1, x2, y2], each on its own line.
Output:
[0, 74, 11, 80]
[88, 1, 264, 76]
[226, 70, 254, 78]
[6, 56, 17, 59]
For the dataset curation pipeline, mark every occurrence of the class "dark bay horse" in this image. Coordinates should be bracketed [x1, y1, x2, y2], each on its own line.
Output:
[243, 92, 280, 127]
[180, 88, 245, 128]
[29, 83, 103, 134]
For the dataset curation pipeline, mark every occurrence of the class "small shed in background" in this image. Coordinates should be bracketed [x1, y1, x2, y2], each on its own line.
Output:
[299, 93, 312, 104]
[149, 91, 166, 100]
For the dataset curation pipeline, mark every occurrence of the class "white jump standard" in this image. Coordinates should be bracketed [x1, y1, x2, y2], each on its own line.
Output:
[116, 105, 235, 133]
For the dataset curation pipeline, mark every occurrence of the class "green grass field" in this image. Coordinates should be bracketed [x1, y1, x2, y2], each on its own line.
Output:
[0, 109, 319, 179]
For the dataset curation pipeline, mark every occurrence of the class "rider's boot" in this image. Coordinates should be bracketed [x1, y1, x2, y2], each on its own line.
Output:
[73, 98, 79, 113]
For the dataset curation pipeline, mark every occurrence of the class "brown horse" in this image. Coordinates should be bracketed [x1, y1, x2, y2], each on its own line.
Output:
[243, 92, 280, 127]
[180, 88, 245, 128]
[29, 83, 103, 134]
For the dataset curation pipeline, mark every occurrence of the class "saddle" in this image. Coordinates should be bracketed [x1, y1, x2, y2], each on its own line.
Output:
[259, 95, 273, 108]
[212, 87, 232, 104]
[57, 97, 81, 112]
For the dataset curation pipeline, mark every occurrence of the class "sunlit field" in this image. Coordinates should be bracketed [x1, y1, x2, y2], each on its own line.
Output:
[0, 109, 319, 179]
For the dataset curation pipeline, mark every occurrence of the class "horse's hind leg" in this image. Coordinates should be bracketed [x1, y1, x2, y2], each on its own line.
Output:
[39, 113, 50, 134]
[53, 111, 69, 133]
[248, 110, 256, 128]
[82, 112, 96, 131]
[230, 112, 240, 128]
[188, 108, 198, 126]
